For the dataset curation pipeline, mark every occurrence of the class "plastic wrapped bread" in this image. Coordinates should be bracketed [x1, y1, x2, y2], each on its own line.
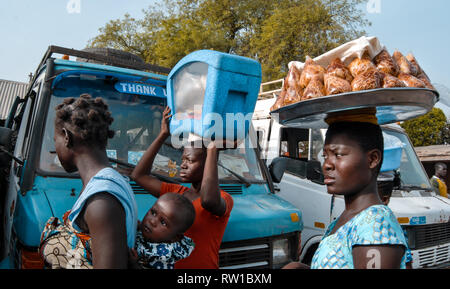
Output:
[283, 66, 303, 105]
[324, 74, 352, 95]
[324, 58, 352, 95]
[393, 51, 418, 76]
[270, 78, 288, 111]
[303, 78, 326, 100]
[348, 53, 377, 78]
[381, 73, 406, 88]
[374, 50, 399, 76]
[398, 73, 426, 88]
[326, 58, 353, 83]
[351, 69, 383, 91]
[299, 57, 326, 88]
[406, 54, 434, 89]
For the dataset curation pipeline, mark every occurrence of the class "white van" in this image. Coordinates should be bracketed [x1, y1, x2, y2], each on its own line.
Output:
[253, 83, 450, 268]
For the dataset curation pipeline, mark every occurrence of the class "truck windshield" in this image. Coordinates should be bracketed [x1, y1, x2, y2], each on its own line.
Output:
[39, 73, 265, 184]
[382, 129, 432, 190]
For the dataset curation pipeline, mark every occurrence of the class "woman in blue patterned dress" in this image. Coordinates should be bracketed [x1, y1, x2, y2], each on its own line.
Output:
[284, 119, 409, 269]
[312, 120, 408, 269]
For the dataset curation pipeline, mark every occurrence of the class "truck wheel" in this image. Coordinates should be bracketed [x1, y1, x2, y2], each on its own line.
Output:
[302, 243, 319, 266]
[76, 47, 145, 65]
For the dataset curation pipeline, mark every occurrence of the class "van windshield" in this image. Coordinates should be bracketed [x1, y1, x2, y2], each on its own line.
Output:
[382, 129, 432, 190]
[39, 73, 266, 184]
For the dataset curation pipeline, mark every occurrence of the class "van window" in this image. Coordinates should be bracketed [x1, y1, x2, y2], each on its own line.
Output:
[279, 127, 325, 178]
[39, 74, 266, 185]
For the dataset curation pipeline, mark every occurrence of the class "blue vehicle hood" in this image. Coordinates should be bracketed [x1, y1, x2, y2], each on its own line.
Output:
[222, 191, 303, 242]
[19, 177, 302, 247]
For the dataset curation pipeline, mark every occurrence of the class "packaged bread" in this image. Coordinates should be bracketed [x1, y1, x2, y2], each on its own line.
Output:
[326, 58, 353, 83]
[393, 51, 418, 76]
[270, 78, 288, 111]
[374, 50, 399, 76]
[302, 78, 326, 100]
[324, 74, 352, 95]
[299, 57, 326, 88]
[348, 53, 377, 78]
[406, 54, 434, 89]
[283, 66, 303, 105]
[351, 69, 383, 91]
[381, 73, 406, 88]
[398, 73, 426, 88]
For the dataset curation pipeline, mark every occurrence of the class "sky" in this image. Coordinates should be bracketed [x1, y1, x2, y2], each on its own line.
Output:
[0, 0, 449, 90]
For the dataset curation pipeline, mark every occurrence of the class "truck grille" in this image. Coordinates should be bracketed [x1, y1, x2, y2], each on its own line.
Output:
[219, 238, 272, 269]
[129, 183, 244, 195]
[219, 185, 243, 194]
[130, 183, 147, 194]
[407, 223, 450, 250]
[412, 243, 450, 268]
[219, 233, 299, 269]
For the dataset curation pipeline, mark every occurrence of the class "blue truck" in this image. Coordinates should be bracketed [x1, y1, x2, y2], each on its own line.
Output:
[0, 46, 302, 269]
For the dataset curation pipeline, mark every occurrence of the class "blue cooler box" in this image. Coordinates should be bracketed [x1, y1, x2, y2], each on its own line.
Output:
[380, 146, 403, 172]
[167, 50, 262, 141]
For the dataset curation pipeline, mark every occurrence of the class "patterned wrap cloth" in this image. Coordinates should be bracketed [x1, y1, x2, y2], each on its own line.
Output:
[135, 230, 195, 269]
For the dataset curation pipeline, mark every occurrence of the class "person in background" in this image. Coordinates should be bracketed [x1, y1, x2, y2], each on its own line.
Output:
[131, 106, 234, 269]
[377, 171, 412, 269]
[430, 162, 448, 198]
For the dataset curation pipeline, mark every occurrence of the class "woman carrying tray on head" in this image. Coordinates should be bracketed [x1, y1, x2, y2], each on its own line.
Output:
[285, 111, 410, 269]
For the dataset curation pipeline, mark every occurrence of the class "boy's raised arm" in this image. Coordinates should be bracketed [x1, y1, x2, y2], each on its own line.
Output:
[131, 107, 172, 197]
[199, 141, 228, 217]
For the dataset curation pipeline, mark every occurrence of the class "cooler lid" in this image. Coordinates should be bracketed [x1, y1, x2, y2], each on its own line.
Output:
[168, 50, 262, 79]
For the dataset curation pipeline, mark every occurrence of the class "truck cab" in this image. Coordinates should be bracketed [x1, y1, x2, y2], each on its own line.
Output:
[253, 82, 450, 268]
[0, 47, 302, 269]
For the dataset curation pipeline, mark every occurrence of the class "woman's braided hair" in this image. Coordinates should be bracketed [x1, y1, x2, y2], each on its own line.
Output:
[55, 93, 115, 149]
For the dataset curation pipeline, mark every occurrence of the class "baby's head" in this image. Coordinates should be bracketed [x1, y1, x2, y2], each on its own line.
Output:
[140, 193, 195, 243]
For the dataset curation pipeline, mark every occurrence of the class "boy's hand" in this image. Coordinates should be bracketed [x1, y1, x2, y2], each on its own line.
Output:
[160, 106, 172, 137]
[206, 139, 240, 151]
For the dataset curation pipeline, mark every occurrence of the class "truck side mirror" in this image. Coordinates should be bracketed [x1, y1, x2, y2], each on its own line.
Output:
[269, 157, 288, 183]
[306, 160, 324, 184]
[0, 127, 13, 149]
[0, 127, 14, 166]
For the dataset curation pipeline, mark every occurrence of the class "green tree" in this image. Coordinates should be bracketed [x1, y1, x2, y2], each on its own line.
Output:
[401, 108, 448, 147]
[88, 0, 369, 79]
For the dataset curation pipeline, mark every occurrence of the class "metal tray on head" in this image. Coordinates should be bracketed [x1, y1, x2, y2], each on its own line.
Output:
[270, 88, 439, 129]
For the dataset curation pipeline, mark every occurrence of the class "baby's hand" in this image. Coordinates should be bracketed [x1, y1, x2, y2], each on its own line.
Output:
[128, 248, 140, 269]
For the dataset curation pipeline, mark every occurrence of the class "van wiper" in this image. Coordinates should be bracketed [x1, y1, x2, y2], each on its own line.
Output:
[107, 157, 181, 184]
[218, 161, 251, 188]
[398, 185, 432, 192]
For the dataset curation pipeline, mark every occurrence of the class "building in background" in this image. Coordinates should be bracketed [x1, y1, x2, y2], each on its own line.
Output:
[0, 79, 28, 125]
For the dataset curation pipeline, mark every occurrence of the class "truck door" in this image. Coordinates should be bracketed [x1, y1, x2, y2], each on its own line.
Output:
[274, 127, 333, 262]
[0, 81, 41, 261]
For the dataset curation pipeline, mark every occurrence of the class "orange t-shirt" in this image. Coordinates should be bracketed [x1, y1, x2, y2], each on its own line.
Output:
[160, 182, 234, 269]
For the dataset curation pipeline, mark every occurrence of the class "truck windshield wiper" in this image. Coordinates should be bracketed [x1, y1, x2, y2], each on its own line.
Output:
[107, 157, 181, 184]
[398, 185, 432, 192]
[218, 161, 251, 188]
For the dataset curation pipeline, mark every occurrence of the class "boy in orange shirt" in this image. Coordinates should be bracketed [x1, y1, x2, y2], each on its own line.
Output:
[131, 107, 233, 269]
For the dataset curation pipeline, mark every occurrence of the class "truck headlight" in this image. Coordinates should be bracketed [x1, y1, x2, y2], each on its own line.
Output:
[272, 238, 290, 268]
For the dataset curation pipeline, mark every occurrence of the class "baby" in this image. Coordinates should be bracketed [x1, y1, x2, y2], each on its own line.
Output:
[130, 193, 196, 269]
